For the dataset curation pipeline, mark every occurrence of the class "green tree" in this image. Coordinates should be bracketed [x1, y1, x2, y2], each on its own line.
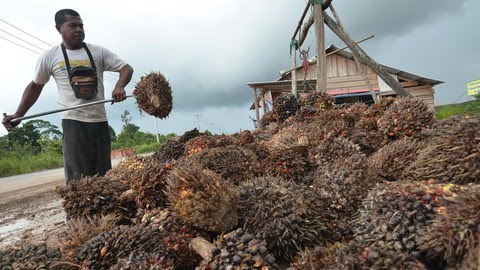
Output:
[121, 110, 132, 126]
[7, 120, 42, 153]
[109, 125, 117, 142]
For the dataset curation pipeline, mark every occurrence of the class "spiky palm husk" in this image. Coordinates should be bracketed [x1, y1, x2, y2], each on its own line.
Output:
[297, 92, 335, 118]
[165, 162, 239, 232]
[0, 243, 67, 270]
[56, 176, 136, 221]
[260, 111, 278, 128]
[112, 251, 174, 270]
[238, 177, 326, 260]
[273, 92, 300, 121]
[133, 71, 172, 119]
[191, 145, 259, 185]
[352, 181, 464, 260]
[352, 97, 395, 133]
[56, 215, 119, 259]
[418, 185, 480, 268]
[339, 102, 369, 129]
[214, 134, 238, 147]
[367, 139, 426, 182]
[458, 243, 480, 270]
[152, 137, 185, 163]
[261, 148, 312, 183]
[267, 124, 310, 152]
[105, 155, 149, 185]
[184, 135, 217, 156]
[77, 214, 202, 270]
[377, 97, 434, 140]
[407, 115, 480, 184]
[236, 130, 255, 145]
[349, 129, 386, 155]
[291, 242, 426, 270]
[314, 135, 364, 170]
[178, 128, 201, 143]
[130, 158, 171, 210]
[198, 228, 279, 269]
[311, 158, 372, 241]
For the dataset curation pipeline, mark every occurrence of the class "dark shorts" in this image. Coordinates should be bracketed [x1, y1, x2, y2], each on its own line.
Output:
[62, 119, 112, 184]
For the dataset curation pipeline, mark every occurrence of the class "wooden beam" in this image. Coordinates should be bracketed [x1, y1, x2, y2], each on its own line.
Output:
[291, 45, 298, 97]
[323, 10, 411, 97]
[253, 88, 261, 129]
[314, 2, 327, 92]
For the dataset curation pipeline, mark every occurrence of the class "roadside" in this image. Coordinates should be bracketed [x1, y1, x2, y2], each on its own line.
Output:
[0, 155, 145, 249]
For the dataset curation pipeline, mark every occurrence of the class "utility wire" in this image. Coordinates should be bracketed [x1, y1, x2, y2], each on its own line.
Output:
[0, 35, 42, 54]
[0, 28, 46, 51]
[0, 18, 53, 47]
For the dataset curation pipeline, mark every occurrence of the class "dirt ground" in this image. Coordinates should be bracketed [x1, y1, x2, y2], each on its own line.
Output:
[0, 157, 130, 250]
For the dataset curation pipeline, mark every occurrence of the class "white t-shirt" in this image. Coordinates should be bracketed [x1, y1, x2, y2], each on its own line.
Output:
[33, 43, 127, 122]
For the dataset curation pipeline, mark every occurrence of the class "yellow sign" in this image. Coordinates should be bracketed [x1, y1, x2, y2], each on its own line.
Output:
[467, 79, 480, 96]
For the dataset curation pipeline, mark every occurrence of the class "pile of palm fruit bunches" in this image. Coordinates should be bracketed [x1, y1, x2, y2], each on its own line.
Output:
[1, 89, 479, 270]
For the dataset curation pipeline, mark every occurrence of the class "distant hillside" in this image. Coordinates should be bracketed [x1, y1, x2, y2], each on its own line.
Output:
[435, 98, 480, 120]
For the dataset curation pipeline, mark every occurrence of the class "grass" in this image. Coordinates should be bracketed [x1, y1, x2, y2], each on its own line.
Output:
[435, 99, 480, 120]
[0, 152, 63, 177]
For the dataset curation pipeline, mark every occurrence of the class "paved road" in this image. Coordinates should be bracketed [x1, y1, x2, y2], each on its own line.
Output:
[0, 157, 125, 205]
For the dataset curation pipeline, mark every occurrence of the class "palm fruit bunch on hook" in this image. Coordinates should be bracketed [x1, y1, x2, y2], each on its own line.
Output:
[56, 175, 135, 221]
[272, 92, 299, 121]
[352, 181, 464, 261]
[407, 114, 480, 184]
[197, 228, 280, 269]
[367, 139, 426, 182]
[130, 158, 171, 210]
[0, 243, 65, 270]
[237, 177, 326, 261]
[133, 71, 172, 119]
[418, 185, 480, 269]
[377, 97, 434, 141]
[165, 162, 239, 232]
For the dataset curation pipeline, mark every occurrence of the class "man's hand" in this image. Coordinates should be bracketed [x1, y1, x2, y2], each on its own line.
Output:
[112, 85, 127, 103]
[2, 113, 21, 132]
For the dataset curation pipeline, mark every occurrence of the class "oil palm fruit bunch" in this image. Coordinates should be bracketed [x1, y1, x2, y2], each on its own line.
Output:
[184, 135, 217, 155]
[339, 103, 369, 129]
[192, 145, 259, 185]
[261, 147, 311, 183]
[130, 158, 171, 210]
[165, 162, 239, 232]
[112, 251, 174, 270]
[56, 175, 135, 220]
[407, 115, 480, 184]
[214, 134, 238, 147]
[352, 181, 463, 259]
[367, 139, 426, 182]
[314, 135, 364, 170]
[273, 92, 299, 121]
[418, 185, 480, 269]
[311, 160, 371, 241]
[290, 245, 338, 270]
[236, 130, 255, 145]
[349, 129, 386, 155]
[106, 155, 149, 185]
[152, 137, 185, 163]
[197, 228, 280, 270]
[76, 223, 165, 269]
[267, 124, 309, 152]
[178, 127, 201, 143]
[377, 97, 434, 140]
[353, 97, 395, 133]
[237, 177, 326, 261]
[297, 91, 335, 118]
[133, 71, 172, 119]
[259, 111, 278, 128]
[0, 243, 65, 270]
[56, 214, 118, 259]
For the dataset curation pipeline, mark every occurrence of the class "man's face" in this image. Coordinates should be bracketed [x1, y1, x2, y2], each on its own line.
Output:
[57, 15, 85, 48]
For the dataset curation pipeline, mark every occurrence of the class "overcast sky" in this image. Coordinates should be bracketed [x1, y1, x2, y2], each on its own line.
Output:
[1, 0, 478, 137]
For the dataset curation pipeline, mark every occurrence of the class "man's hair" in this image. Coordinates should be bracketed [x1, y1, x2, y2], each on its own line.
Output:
[55, 9, 80, 25]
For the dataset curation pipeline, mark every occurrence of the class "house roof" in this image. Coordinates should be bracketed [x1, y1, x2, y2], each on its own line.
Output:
[248, 44, 443, 89]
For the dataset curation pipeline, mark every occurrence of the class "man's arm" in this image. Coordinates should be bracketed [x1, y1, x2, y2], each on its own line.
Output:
[2, 81, 45, 131]
[111, 64, 134, 102]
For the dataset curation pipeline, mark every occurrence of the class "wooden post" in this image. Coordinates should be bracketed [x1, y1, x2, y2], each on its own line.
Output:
[253, 88, 261, 129]
[262, 90, 267, 114]
[329, 4, 378, 103]
[323, 10, 410, 97]
[314, 2, 327, 93]
[291, 44, 298, 97]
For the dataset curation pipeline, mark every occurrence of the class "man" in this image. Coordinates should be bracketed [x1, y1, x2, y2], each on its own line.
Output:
[2, 9, 134, 183]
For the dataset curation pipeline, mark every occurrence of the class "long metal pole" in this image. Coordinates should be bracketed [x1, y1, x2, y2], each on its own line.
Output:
[6, 95, 134, 122]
